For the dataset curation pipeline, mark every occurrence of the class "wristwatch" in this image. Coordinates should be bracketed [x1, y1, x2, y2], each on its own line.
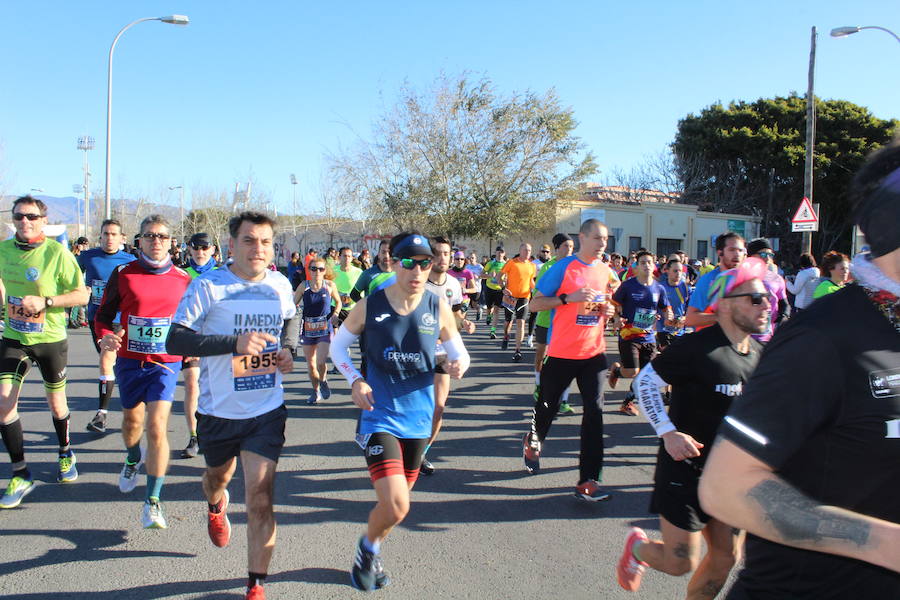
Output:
[44, 297, 54, 308]
[558, 293, 568, 305]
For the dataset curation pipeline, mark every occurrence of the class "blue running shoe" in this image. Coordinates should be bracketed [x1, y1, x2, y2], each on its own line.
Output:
[57, 450, 78, 483]
[0, 475, 35, 509]
[350, 536, 377, 591]
[320, 380, 331, 400]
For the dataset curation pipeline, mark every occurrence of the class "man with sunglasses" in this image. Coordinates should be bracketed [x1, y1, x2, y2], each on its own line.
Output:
[331, 232, 470, 591]
[685, 232, 746, 330]
[78, 218, 136, 435]
[616, 258, 768, 596]
[745, 238, 789, 344]
[95, 215, 192, 528]
[0, 196, 90, 509]
[177, 233, 219, 458]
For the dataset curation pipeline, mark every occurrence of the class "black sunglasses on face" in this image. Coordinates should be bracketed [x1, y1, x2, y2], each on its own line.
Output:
[724, 291, 771, 305]
[308, 265, 325, 272]
[191, 244, 211, 250]
[141, 232, 171, 241]
[12, 213, 43, 221]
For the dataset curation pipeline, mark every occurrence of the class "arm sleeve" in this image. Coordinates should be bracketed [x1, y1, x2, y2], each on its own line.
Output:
[94, 266, 122, 339]
[165, 323, 238, 356]
[330, 325, 363, 385]
[717, 323, 842, 469]
[633, 363, 676, 436]
[280, 317, 299, 354]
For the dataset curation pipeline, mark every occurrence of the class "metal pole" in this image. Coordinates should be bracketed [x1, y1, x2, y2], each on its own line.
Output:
[802, 26, 816, 256]
[180, 185, 185, 242]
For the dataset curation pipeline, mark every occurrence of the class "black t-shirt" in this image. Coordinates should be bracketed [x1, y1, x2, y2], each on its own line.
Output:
[719, 284, 900, 599]
[651, 323, 762, 467]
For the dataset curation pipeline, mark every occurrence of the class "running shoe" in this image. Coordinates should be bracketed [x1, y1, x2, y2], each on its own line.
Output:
[486, 315, 492, 326]
[142, 499, 168, 529]
[526, 334, 534, 349]
[246, 585, 265, 600]
[181, 436, 199, 459]
[374, 554, 390, 589]
[57, 450, 78, 483]
[558, 401, 575, 415]
[608, 362, 621, 389]
[501, 337, 509, 350]
[350, 536, 378, 591]
[522, 432, 541, 474]
[619, 401, 639, 416]
[617, 527, 649, 591]
[119, 448, 145, 493]
[208, 488, 231, 547]
[0, 475, 35, 509]
[574, 479, 611, 502]
[489, 330, 497, 340]
[512, 351, 522, 362]
[86, 410, 107, 433]
[320, 380, 331, 400]
[306, 390, 322, 405]
[532, 384, 541, 402]
[419, 458, 435, 476]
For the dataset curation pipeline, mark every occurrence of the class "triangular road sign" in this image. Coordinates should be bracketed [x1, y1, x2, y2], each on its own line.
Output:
[792, 197, 818, 223]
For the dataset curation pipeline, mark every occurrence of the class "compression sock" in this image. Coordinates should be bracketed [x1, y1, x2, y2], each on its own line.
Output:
[52, 413, 70, 454]
[98, 375, 115, 411]
[146, 475, 164, 502]
[1, 418, 26, 471]
[126, 443, 142, 464]
[248, 572, 267, 590]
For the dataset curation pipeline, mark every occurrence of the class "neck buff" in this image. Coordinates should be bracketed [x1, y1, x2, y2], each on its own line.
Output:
[138, 252, 173, 275]
[851, 253, 900, 333]
[189, 257, 216, 275]
[14, 233, 46, 251]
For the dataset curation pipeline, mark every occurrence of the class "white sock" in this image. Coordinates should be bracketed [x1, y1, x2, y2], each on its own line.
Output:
[534, 371, 540, 385]
[561, 388, 571, 404]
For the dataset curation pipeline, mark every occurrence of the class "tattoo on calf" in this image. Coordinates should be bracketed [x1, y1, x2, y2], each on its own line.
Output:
[747, 479, 870, 547]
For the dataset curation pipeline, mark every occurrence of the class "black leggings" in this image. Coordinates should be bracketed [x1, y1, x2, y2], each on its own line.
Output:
[363, 432, 427, 484]
[530, 353, 608, 484]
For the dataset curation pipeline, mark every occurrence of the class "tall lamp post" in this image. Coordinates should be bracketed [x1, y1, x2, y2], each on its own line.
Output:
[104, 14, 190, 220]
[290, 173, 298, 235]
[168, 184, 185, 242]
[77, 135, 94, 239]
[831, 25, 900, 45]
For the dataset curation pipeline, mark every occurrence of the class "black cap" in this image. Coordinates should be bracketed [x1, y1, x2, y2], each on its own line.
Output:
[189, 232, 212, 248]
[746, 237, 772, 256]
[392, 234, 434, 259]
[75, 237, 89, 245]
[495, 245, 504, 252]
[551, 233, 572, 249]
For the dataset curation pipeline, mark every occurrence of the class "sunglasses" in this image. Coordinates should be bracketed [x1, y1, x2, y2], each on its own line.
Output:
[308, 265, 326, 272]
[395, 257, 433, 270]
[723, 291, 771, 305]
[191, 244, 211, 250]
[141, 232, 171, 241]
[758, 251, 774, 259]
[12, 213, 43, 221]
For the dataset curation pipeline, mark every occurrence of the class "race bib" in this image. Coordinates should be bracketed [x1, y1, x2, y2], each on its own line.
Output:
[6, 296, 45, 333]
[502, 294, 517, 312]
[633, 308, 657, 330]
[231, 342, 278, 392]
[303, 315, 329, 338]
[90, 279, 106, 305]
[126, 316, 171, 354]
[340, 293, 353, 306]
[575, 293, 606, 326]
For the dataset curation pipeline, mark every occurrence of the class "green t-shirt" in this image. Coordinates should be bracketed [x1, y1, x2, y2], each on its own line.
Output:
[0, 238, 84, 344]
[368, 271, 396, 294]
[813, 279, 842, 299]
[484, 259, 506, 290]
[334, 264, 362, 308]
[535, 257, 559, 329]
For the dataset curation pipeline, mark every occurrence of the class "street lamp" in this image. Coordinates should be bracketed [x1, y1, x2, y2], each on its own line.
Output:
[290, 174, 298, 235]
[104, 15, 190, 220]
[168, 184, 185, 242]
[77, 135, 94, 239]
[830, 25, 900, 45]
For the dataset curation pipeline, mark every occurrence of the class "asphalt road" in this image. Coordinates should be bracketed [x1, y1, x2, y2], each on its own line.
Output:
[0, 322, 723, 599]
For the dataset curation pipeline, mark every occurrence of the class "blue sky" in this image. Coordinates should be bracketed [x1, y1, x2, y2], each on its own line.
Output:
[1, 1, 897, 215]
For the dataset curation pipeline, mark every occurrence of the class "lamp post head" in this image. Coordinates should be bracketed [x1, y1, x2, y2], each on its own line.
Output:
[830, 26, 861, 38]
[290, 174, 298, 185]
[159, 15, 190, 26]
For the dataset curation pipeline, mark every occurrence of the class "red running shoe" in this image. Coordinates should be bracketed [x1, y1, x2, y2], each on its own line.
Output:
[207, 488, 231, 548]
[246, 584, 265, 600]
[617, 527, 649, 591]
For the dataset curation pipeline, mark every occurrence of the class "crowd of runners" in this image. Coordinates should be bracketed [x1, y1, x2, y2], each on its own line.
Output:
[0, 140, 897, 599]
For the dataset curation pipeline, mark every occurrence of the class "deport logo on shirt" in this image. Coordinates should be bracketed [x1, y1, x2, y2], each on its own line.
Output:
[714, 383, 743, 397]
[383, 346, 422, 363]
[25, 267, 39, 281]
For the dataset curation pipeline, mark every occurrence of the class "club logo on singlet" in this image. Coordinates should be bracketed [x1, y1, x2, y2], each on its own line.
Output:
[383, 345, 422, 363]
[714, 383, 743, 397]
[421, 313, 436, 327]
[25, 267, 39, 281]
[374, 313, 391, 323]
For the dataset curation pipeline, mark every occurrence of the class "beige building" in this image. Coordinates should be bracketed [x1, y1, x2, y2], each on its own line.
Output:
[457, 185, 761, 260]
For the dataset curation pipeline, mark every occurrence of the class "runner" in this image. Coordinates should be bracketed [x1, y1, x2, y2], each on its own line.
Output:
[481, 247, 506, 337]
[617, 258, 768, 597]
[785, 252, 820, 312]
[500, 243, 537, 361]
[464, 251, 484, 321]
[178, 232, 219, 458]
[608, 250, 672, 416]
[330, 232, 470, 591]
[421, 237, 475, 475]
[448, 250, 477, 317]
[745, 238, 789, 343]
[350, 240, 396, 302]
[0, 196, 89, 509]
[293, 255, 341, 405]
[333, 246, 362, 325]
[532, 233, 575, 414]
[95, 214, 192, 528]
[166, 211, 297, 600]
[685, 233, 745, 330]
[813, 251, 851, 299]
[656, 257, 691, 351]
[699, 142, 900, 598]
[522, 219, 616, 500]
[78, 218, 136, 434]
[526, 244, 552, 348]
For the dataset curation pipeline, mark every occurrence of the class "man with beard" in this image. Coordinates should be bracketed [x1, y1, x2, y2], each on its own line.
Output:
[685, 233, 746, 330]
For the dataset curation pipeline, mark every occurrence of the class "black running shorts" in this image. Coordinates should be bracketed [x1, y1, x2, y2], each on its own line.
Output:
[617, 338, 657, 370]
[0, 337, 68, 390]
[197, 404, 287, 467]
[649, 452, 709, 532]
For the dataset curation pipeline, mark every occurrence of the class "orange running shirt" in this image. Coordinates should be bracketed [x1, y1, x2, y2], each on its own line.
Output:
[500, 258, 537, 299]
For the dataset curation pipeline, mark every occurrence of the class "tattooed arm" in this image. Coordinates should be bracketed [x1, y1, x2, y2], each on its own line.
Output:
[698, 438, 900, 574]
